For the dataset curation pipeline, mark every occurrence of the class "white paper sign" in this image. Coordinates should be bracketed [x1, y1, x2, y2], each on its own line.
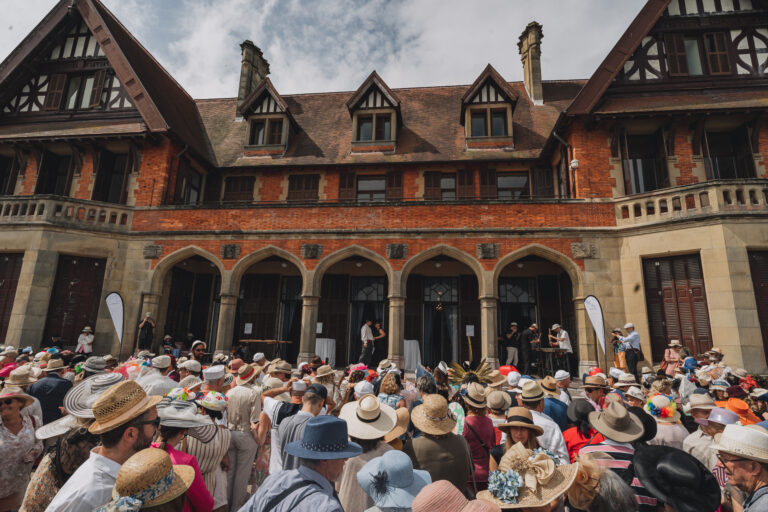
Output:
[466, 325, 475, 337]
[244, 323, 253, 335]
[105, 292, 124, 344]
[584, 295, 606, 354]
[316, 322, 323, 334]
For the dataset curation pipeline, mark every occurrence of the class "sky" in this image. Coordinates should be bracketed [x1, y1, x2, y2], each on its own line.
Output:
[0, 0, 646, 99]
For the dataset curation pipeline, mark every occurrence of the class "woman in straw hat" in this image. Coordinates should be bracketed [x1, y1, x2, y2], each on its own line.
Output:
[489, 407, 543, 471]
[312, 365, 341, 413]
[566, 454, 638, 512]
[151, 399, 214, 512]
[97, 448, 194, 512]
[337, 394, 397, 511]
[662, 340, 684, 378]
[0, 389, 43, 512]
[476, 442, 579, 511]
[461, 382, 495, 493]
[645, 394, 690, 450]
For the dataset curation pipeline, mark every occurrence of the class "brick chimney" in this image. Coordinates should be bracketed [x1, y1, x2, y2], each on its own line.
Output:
[518, 22, 544, 105]
[237, 40, 270, 106]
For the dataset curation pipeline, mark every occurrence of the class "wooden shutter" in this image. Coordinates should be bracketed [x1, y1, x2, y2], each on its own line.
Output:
[664, 34, 688, 76]
[423, 171, 441, 200]
[531, 167, 554, 198]
[339, 172, 356, 201]
[288, 175, 319, 201]
[44, 74, 67, 111]
[643, 258, 668, 363]
[749, 251, 768, 364]
[89, 69, 106, 108]
[682, 255, 712, 355]
[457, 169, 474, 199]
[385, 171, 403, 201]
[704, 32, 731, 75]
[479, 169, 497, 199]
[223, 176, 254, 202]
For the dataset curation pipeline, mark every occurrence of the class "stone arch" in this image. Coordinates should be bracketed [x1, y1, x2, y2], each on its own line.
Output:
[492, 243, 583, 297]
[399, 244, 486, 297]
[150, 246, 226, 295]
[310, 245, 394, 296]
[229, 246, 307, 297]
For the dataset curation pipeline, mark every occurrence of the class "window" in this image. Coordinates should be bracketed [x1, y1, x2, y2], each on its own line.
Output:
[222, 176, 255, 202]
[469, 109, 509, 137]
[621, 133, 668, 194]
[248, 118, 284, 146]
[471, 112, 487, 137]
[249, 121, 265, 145]
[287, 174, 320, 201]
[268, 119, 283, 145]
[174, 159, 202, 205]
[425, 172, 457, 201]
[358, 116, 373, 141]
[497, 172, 530, 199]
[0, 156, 18, 196]
[704, 128, 755, 179]
[35, 151, 73, 196]
[92, 151, 128, 204]
[440, 175, 456, 201]
[356, 176, 386, 202]
[356, 113, 393, 142]
[666, 33, 730, 77]
[491, 110, 507, 137]
[61, 71, 105, 110]
[704, 33, 731, 75]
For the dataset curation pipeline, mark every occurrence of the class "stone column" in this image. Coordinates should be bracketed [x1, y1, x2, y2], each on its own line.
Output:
[480, 297, 499, 368]
[5, 249, 58, 349]
[298, 295, 319, 364]
[214, 294, 238, 355]
[387, 296, 405, 369]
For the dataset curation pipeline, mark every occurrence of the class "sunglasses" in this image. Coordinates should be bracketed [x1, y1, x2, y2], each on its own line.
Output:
[132, 418, 161, 428]
[1, 399, 16, 406]
[717, 453, 747, 465]
[584, 388, 601, 393]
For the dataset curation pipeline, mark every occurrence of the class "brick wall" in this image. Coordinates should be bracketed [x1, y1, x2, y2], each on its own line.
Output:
[132, 138, 178, 207]
[564, 120, 614, 199]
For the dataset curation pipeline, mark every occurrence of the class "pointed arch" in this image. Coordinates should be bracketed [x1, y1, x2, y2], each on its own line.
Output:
[150, 246, 225, 294]
[229, 246, 307, 296]
[400, 244, 486, 296]
[311, 245, 393, 296]
[492, 244, 583, 297]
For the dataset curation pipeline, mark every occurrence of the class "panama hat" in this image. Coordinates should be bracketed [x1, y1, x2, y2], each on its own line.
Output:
[82, 326, 93, 333]
[497, 406, 543, 436]
[340, 394, 397, 440]
[269, 360, 292, 376]
[476, 443, 578, 509]
[99, 448, 194, 511]
[64, 372, 125, 419]
[583, 375, 610, 389]
[89, 380, 162, 435]
[411, 394, 457, 436]
[713, 423, 768, 463]
[357, 450, 431, 509]
[616, 373, 637, 387]
[314, 364, 334, 379]
[688, 393, 716, 411]
[412, 480, 501, 512]
[487, 390, 512, 412]
[44, 358, 69, 372]
[520, 380, 545, 402]
[284, 415, 362, 460]
[385, 407, 410, 443]
[235, 364, 261, 386]
[487, 371, 507, 389]
[35, 414, 90, 440]
[589, 401, 644, 443]
[0, 389, 34, 408]
[463, 382, 488, 408]
[157, 398, 212, 428]
[4, 365, 37, 386]
[667, 339, 683, 348]
[539, 376, 560, 398]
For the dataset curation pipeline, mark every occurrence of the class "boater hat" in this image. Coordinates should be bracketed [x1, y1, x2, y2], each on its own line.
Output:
[340, 394, 397, 440]
[284, 415, 362, 460]
[64, 372, 125, 418]
[89, 380, 162, 435]
[588, 401, 644, 443]
[411, 394, 457, 436]
[497, 407, 543, 436]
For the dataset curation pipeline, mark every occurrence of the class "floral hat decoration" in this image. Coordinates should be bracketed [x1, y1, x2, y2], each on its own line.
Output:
[195, 391, 228, 411]
[165, 387, 197, 402]
[477, 443, 578, 509]
[644, 393, 680, 423]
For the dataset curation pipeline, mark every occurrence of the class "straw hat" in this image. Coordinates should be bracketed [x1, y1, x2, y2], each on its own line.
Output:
[35, 414, 89, 440]
[583, 375, 609, 389]
[708, 347, 723, 355]
[463, 382, 487, 408]
[157, 398, 212, 428]
[497, 407, 543, 436]
[487, 390, 512, 412]
[235, 364, 260, 386]
[412, 480, 501, 512]
[0, 389, 34, 408]
[520, 381, 545, 402]
[378, 359, 393, 371]
[688, 393, 716, 411]
[178, 376, 202, 391]
[713, 424, 768, 463]
[4, 365, 37, 386]
[269, 360, 292, 376]
[314, 364, 334, 379]
[487, 371, 507, 388]
[476, 443, 578, 509]
[539, 376, 559, 398]
[411, 394, 457, 436]
[385, 407, 410, 443]
[588, 401, 644, 443]
[104, 448, 194, 510]
[616, 373, 637, 387]
[82, 326, 93, 333]
[340, 394, 397, 440]
[45, 358, 69, 372]
[667, 340, 683, 348]
[89, 380, 162, 435]
[64, 372, 125, 419]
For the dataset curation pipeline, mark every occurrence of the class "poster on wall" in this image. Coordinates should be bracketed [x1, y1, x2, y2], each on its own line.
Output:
[583, 295, 606, 354]
[105, 292, 124, 344]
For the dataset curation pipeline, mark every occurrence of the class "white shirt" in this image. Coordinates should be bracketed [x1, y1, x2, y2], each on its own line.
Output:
[558, 387, 572, 406]
[683, 428, 717, 470]
[263, 397, 284, 475]
[556, 329, 572, 354]
[361, 324, 374, 343]
[135, 369, 177, 397]
[530, 410, 568, 462]
[75, 333, 94, 354]
[45, 448, 121, 512]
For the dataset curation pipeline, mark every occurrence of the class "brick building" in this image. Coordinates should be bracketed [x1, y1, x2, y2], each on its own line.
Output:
[0, 0, 767, 372]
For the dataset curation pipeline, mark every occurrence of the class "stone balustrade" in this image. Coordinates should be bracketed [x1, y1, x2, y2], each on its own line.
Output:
[0, 195, 132, 232]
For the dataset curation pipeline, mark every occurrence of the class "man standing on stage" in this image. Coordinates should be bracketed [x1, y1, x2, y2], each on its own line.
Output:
[548, 323, 573, 375]
[359, 319, 374, 367]
[619, 322, 642, 379]
[503, 322, 520, 366]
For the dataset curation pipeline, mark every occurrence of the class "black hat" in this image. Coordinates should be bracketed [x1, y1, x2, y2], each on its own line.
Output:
[627, 406, 657, 444]
[306, 383, 328, 400]
[633, 444, 720, 512]
[566, 398, 594, 424]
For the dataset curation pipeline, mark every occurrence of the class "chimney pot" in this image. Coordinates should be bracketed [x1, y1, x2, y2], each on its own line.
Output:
[237, 40, 270, 108]
[518, 21, 544, 105]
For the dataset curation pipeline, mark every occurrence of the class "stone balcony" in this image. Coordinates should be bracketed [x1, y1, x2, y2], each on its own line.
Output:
[0, 195, 133, 233]
[615, 179, 768, 227]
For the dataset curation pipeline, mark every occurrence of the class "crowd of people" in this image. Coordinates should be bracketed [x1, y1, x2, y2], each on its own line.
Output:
[0, 337, 767, 511]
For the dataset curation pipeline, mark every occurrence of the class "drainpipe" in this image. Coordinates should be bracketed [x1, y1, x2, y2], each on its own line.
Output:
[164, 144, 189, 205]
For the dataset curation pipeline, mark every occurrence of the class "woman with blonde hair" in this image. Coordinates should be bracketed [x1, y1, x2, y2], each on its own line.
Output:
[377, 372, 406, 409]
[312, 365, 340, 413]
[488, 407, 542, 471]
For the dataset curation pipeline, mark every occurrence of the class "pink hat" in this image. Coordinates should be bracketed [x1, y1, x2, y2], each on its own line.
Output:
[412, 480, 501, 512]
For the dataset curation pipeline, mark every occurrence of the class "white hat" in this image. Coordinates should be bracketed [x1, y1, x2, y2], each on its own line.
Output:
[554, 370, 570, 382]
[551, 324, 561, 330]
[688, 393, 716, 411]
[190, 340, 206, 351]
[609, 367, 624, 380]
[252, 352, 266, 363]
[518, 376, 534, 389]
[202, 366, 225, 382]
[624, 322, 634, 329]
[178, 360, 202, 373]
[625, 387, 645, 401]
[617, 373, 637, 386]
[157, 398, 212, 428]
[291, 381, 307, 393]
[152, 355, 171, 369]
[713, 424, 768, 463]
[354, 380, 374, 399]
[339, 395, 397, 440]
[507, 371, 521, 388]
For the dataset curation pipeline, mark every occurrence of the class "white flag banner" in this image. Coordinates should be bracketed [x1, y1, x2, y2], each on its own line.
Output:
[105, 292, 124, 344]
[583, 295, 606, 354]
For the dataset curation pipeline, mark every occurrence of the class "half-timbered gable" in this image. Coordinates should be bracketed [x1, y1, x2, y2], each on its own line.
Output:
[461, 64, 518, 150]
[238, 78, 292, 157]
[345, 71, 400, 153]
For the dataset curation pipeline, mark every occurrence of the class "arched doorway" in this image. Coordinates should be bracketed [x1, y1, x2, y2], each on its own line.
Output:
[317, 256, 389, 367]
[404, 256, 481, 367]
[234, 256, 303, 362]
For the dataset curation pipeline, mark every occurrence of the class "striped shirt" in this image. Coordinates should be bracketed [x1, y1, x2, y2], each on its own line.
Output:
[580, 441, 657, 511]
[178, 425, 231, 497]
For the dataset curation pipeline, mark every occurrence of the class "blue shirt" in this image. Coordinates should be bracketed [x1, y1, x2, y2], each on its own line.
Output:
[239, 465, 342, 512]
[27, 373, 72, 425]
[543, 397, 568, 431]
[619, 331, 641, 351]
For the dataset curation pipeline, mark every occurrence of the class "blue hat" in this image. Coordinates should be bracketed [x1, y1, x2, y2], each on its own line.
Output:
[357, 450, 431, 509]
[284, 416, 362, 460]
[756, 420, 768, 431]
[21, 346, 32, 354]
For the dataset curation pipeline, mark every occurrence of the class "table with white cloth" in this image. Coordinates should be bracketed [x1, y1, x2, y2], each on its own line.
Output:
[404, 339, 421, 371]
[316, 338, 336, 368]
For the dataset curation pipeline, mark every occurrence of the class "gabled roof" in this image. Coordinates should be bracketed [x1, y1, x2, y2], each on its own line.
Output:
[566, 0, 671, 116]
[460, 64, 519, 123]
[237, 77, 290, 115]
[345, 71, 401, 112]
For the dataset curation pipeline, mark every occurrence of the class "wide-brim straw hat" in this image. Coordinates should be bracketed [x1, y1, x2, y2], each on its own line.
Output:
[411, 394, 456, 435]
[340, 394, 397, 440]
[487, 371, 507, 388]
[178, 376, 202, 391]
[583, 375, 610, 389]
[269, 360, 292, 375]
[497, 406, 543, 436]
[4, 366, 38, 386]
[476, 443, 578, 509]
[235, 364, 261, 386]
[713, 423, 768, 463]
[89, 380, 162, 435]
[44, 358, 69, 372]
[0, 389, 34, 408]
[385, 407, 410, 443]
[65, 372, 125, 419]
[464, 382, 487, 408]
[588, 401, 645, 443]
[110, 448, 194, 508]
[539, 376, 559, 397]
[36, 414, 89, 440]
[315, 364, 334, 379]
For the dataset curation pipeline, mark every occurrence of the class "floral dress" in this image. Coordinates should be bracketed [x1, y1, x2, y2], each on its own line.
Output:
[0, 415, 43, 504]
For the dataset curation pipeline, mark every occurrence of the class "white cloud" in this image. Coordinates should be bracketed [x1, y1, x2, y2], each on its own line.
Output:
[1, 0, 645, 98]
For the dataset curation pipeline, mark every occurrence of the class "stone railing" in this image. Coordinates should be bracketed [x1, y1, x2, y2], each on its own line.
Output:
[0, 195, 132, 232]
[615, 179, 768, 227]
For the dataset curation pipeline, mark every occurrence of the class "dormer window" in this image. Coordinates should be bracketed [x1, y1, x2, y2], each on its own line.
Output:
[238, 78, 293, 157]
[249, 118, 284, 146]
[461, 65, 517, 150]
[355, 113, 393, 142]
[470, 108, 508, 137]
[346, 72, 400, 153]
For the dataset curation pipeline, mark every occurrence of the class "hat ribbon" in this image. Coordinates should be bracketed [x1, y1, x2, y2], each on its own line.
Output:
[523, 452, 556, 493]
[356, 409, 382, 423]
[97, 468, 175, 512]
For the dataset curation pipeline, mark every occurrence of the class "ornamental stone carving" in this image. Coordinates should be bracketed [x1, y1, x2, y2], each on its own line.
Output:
[571, 242, 598, 259]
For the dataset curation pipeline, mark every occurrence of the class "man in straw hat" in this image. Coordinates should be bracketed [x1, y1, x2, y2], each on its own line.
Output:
[580, 401, 657, 511]
[539, 376, 568, 431]
[582, 374, 610, 411]
[518, 380, 568, 461]
[47, 380, 162, 512]
[27, 357, 71, 425]
[242, 415, 362, 511]
[279, 384, 328, 471]
[713, 424, 768, 511]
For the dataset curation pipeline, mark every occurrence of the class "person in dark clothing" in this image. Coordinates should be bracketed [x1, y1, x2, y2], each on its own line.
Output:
[27, 358, 73, 424]
[501, 322, 520, 366]
[519, 324, 540, 375]
[137, 312, 155, 350]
